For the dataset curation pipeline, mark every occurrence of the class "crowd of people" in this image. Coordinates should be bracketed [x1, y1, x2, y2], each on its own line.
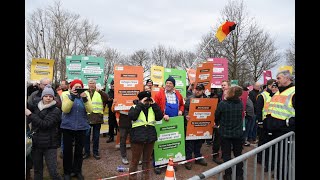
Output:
[25, 69, 295, 180]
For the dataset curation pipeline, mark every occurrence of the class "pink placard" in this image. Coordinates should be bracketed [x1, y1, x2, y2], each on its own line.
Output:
[207, 58, 228, 88]
[263, 70, 272, 85]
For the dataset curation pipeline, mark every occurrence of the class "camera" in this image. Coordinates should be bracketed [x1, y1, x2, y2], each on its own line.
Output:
[146, 97, 152, 102]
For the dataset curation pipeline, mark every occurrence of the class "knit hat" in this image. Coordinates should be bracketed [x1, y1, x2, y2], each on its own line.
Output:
[165, 76, 176, 87]
[69, 79, 84, 89]
[195, 83, 205, 90]
[137, 91, 151, 100]
[146, 79, 153, 85]
[41, 84, 55, 99]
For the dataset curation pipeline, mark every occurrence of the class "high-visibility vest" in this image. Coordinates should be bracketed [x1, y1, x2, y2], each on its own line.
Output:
[267, 86, 295, 120]
[131, 105, 156, 128]
[260, 91, 271, 120]
[87, 91, 103, 114]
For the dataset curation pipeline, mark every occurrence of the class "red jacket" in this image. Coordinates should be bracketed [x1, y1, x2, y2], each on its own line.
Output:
[154, 88, 184, 115]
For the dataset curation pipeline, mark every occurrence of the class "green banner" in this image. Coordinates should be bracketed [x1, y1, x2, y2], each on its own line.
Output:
[231, 79, 239, 86]
[66, 55, 105, 88]
[164, 68, 186, 98]
[154, 116, 186, 166]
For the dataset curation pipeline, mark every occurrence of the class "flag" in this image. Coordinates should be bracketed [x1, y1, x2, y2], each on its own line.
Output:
[215, 21, 236, 42]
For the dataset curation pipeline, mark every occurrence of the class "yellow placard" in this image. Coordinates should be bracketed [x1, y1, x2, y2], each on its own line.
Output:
[278, 66, 293, 74]
[30, 58, 54, 82]
[151, 65, 164, 87]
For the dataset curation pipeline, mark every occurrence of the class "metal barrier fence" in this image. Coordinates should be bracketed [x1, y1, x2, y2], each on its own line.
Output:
[188, 131, 295, 180]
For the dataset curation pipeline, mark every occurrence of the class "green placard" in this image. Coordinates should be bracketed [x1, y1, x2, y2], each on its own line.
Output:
[154, 116, 186, 166]
[231, 79, 239, 86]
[164, 68, 186, 98]
[66, 55, 105, 88]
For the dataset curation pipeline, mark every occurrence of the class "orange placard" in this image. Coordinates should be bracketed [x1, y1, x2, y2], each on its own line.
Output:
[194, 62, 214, 96]
[186, 98, 218, 140]
[115, 131, 131, 149]
[186, 68, 196, 84]
[114, 65, 144, 110]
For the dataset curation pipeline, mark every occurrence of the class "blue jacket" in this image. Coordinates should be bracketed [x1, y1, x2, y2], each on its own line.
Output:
[60, 93, 93, 130]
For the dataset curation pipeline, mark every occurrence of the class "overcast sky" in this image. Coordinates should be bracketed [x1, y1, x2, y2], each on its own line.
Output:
[26, 0, 294, 81]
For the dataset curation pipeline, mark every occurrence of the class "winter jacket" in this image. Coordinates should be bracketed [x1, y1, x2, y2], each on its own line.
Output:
[245, 96, 254, 118]
[249, 89, 260, 114]
[264, 83, 295, 133]
[215, 99, 243, 138]
[256, 88, 275, 123]
[128, 102, 163, 143]
[27, 89, 62, 112]
[27, 101, 61, 149]
[60, 91, 92, 130]
[154, 88, 184, 115]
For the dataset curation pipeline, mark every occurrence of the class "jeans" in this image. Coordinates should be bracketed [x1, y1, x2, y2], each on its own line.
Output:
[85, 124, 102, 155]
[247, 115, 256, 141]
[129, 142, 155, 180]
[243, 116, 253, 141]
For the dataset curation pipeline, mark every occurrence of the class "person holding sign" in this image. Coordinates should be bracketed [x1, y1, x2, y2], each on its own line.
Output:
[215, 85, 244, 180]
[154, 76, 184, 120]
[184, 83, 208, 170]
[153, 76, 184, 174]
[128, 91, 163, 180]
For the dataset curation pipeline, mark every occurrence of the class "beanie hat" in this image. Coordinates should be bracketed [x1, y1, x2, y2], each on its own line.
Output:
[146, 79, 153, 85]
[69, 79, 84, 89]
[137, 91, 151, 100]
[195, 83, 205, 90]
[41, 84, 55, 99]
[165, 76, 176, 87]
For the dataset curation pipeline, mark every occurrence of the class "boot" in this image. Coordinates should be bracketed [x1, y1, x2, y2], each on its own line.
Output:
[106, 136, 114, 143]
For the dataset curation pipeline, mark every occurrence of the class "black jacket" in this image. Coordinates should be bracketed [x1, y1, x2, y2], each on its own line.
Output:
[128, 102, 163, 143]
[249, 89, 260, 114]
[264, 83, 295, 133]
[27, 103, 62, 149]
[256, 88, 275, 123]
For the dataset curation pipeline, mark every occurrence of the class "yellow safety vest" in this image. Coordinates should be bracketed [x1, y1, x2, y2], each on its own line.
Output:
[87, 91, 103, 114]
[131, 105, 156, 128]
[267, 86, 295, 120]
[260, 91, 271, 120]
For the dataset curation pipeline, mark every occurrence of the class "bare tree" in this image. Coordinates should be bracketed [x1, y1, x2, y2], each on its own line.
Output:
[244, 28, 281, 82]
[128, 49, 151, 72]
[26, 0, 103, 84]
[196, 0, 281, 84]
[285, 39, 295, 74]
[96, 48, 123, 84]
[151, 44, 167, 66]
[77, 19, 102, 56]
[173, 50, 197, 70]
